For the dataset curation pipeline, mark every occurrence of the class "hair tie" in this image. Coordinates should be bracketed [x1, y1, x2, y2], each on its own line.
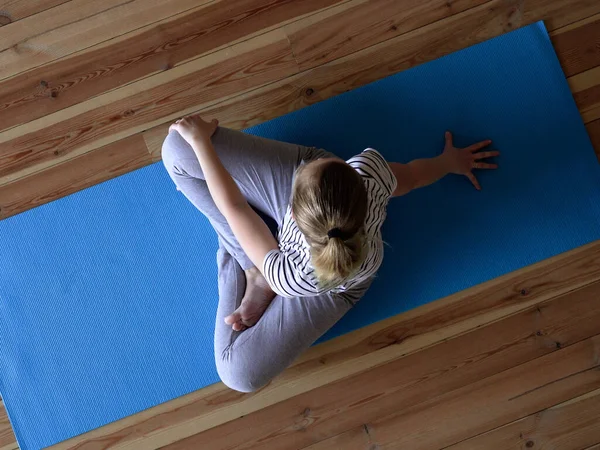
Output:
[327, 228, 344, 239]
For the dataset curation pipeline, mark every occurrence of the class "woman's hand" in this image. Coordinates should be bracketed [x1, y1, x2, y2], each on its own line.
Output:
[169, 114, 219, 145]
[441, 131, 499, 190]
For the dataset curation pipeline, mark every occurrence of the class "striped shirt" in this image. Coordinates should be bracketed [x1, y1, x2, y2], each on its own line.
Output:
[262, 148, 397, 298]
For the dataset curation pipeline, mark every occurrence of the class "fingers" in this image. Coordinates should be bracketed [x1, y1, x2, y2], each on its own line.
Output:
[473, 150, 500, 160]
[467, 139, 492, 152]
[466, 172, 481, 191]
[472, 162, 498, 170]
[445, 131, 453, 147]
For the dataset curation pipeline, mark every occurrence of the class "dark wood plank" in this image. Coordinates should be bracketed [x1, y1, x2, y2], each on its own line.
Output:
[446, 388, 600, 450]
[306, 333, 600, 449]
[0, 134, 151, 220]
[552, 17, 600, 77]
[0, 0, 342, 132]
[160, 280, 600, 450]
[0, 32, 297, 181]
[0, 0, 71, 24]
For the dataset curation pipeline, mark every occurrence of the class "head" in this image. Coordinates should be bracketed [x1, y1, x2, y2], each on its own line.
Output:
[291, 158, 368, 288]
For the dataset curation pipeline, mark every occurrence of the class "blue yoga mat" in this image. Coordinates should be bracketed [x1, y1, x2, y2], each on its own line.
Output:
[1, 21, 599, 449]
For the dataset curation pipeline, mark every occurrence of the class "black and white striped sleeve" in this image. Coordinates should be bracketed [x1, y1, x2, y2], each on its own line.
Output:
[348, 148, 397, 198]
[262, 250, 320, 298]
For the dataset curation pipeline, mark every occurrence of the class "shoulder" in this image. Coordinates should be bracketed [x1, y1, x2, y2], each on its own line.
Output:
[347, 148, 397, 196]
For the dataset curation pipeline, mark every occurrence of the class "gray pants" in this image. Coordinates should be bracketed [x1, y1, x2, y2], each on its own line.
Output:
[162, 128, 372, 392]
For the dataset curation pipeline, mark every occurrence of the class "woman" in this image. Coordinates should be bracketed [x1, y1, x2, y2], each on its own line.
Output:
[162, 115, 498, 392]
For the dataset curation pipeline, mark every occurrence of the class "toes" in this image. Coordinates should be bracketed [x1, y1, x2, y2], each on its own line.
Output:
[232, 321, 247, 332]
[224, 311, 240, 325]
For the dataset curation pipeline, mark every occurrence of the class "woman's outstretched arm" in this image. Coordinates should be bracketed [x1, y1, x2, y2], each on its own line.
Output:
[169, 115, 279, 272]
[389, 131, 499, 197]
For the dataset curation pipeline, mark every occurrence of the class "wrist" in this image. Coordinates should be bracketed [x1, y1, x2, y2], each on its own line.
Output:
[437, 153, 453, 175]
[191, 136, 212, 149]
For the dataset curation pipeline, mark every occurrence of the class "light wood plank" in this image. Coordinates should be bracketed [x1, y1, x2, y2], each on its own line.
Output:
[0, 0, 71, 24]
[284, 0, 490, 71]
[305, 334, 600, 449]
[160, 280, 600, 450]
[573, 69, 600, 123]
[0, 0, 209, 81]
[49, 241, 600, 450]
[446, 388, 600, 450]
[551, 17, 600, 77]
[0, 29, 297, 184]
[0, 134, 151, 220]
[0, 400, 17, 450]
[0, 0, 344, 132]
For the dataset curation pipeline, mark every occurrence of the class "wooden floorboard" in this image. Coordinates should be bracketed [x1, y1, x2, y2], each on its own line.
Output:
[306, 333, 600, 449]
[0, 29, 297, 182]
[1, 1, 600, 449]
[552, 16, 600, 77]
[0, 0, 72, 24]
[446, 388, 600, 450]
[0, 0, 344, 132]
[0, 0, 217, 82]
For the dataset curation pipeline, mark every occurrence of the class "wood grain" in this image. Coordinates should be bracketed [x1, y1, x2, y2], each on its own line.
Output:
[552, 17, 600, 77]
[574, 78, 600, 123]
[0, 0, 71, 24]
[523, 0, 600, 30]
[0, 134, 151, 220]
[588, 119, 600, 158]
[306, 334, 600, 449]
[446, 388, 600, 450]
[285, 0, 490, 70]
[0, 30, 297, 183]
[0, 0, 208, 81]
[161, 280, 600, 450]
[0, 400, 16, 450]
[49, 241, 600, 450]
[0, 0, 344, 132]
[0, 0, 130, 53]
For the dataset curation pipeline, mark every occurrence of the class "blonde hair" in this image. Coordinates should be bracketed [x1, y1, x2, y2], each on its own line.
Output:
[292, 159, 368, 289]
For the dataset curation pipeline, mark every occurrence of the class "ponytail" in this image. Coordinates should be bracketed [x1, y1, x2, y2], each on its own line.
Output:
[292, 159, 368, 289]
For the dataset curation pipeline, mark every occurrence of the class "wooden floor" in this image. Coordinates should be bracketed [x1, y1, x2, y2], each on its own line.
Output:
[1, 0, 600, 448]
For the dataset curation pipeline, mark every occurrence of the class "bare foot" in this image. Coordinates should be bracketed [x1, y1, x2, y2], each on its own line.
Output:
[224, 267, 276, 331]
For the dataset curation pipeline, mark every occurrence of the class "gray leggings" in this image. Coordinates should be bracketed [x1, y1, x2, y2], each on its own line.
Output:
[161, 128, 372, 392]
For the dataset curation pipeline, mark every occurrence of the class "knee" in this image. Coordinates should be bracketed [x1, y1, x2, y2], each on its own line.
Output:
[216, 358, 270, 393]
[161, 130, 195, 174]
[161, 131, 180, 171]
